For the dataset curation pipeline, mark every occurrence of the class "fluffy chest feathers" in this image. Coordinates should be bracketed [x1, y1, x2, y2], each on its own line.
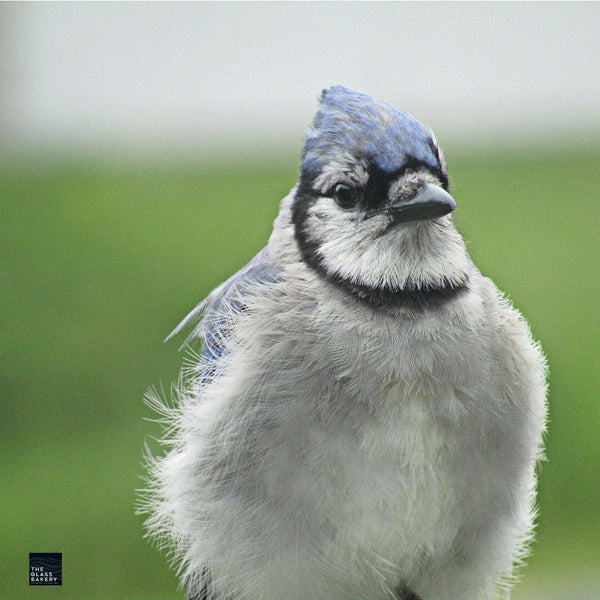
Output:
[225, 275, 486, 502]
[191, 272, 530, 600]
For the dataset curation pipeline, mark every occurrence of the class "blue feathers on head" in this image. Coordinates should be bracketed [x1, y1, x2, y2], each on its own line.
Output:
[302, 86, 443, 179]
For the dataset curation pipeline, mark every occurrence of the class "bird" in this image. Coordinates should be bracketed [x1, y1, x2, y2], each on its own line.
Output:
[142, 86, 547, 600]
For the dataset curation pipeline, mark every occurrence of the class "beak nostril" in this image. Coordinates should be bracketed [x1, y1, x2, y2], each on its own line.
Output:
[382, 182, 456, 225]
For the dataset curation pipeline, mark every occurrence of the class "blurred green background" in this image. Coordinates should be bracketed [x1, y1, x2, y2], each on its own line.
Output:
[1, 146, 599, 599]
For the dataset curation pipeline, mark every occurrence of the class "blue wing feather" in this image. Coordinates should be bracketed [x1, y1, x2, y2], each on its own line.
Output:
[169, 247, 281, 379]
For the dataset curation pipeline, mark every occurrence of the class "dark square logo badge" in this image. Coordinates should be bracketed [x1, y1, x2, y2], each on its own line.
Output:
[29, 553, 62, 585]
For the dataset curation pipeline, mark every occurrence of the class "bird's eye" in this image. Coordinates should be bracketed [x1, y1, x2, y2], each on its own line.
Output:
[332, 183, 359, 209]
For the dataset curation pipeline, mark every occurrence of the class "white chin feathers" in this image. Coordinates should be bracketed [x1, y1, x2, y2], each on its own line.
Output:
[304, 200, 472, 291]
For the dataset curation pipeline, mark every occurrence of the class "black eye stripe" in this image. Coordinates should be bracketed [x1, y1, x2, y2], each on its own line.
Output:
[316, 158, 447, 205]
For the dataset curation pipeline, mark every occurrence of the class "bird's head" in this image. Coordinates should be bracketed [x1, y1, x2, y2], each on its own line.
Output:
[291, 86, 471, 308]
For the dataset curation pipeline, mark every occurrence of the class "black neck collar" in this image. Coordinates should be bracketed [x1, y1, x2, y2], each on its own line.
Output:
[326, 272, 469, 311]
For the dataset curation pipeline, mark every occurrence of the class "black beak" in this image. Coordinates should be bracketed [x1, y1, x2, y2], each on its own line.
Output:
[387, 182, 456, 224]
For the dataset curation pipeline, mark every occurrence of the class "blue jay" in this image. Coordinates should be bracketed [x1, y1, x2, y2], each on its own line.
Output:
[144, 86, 547, 600]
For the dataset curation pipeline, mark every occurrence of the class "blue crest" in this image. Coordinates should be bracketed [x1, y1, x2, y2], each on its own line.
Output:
[302, 86, 441, 176]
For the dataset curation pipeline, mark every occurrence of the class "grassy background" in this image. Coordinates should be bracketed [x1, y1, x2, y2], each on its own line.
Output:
[1, 147, 599, 599]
